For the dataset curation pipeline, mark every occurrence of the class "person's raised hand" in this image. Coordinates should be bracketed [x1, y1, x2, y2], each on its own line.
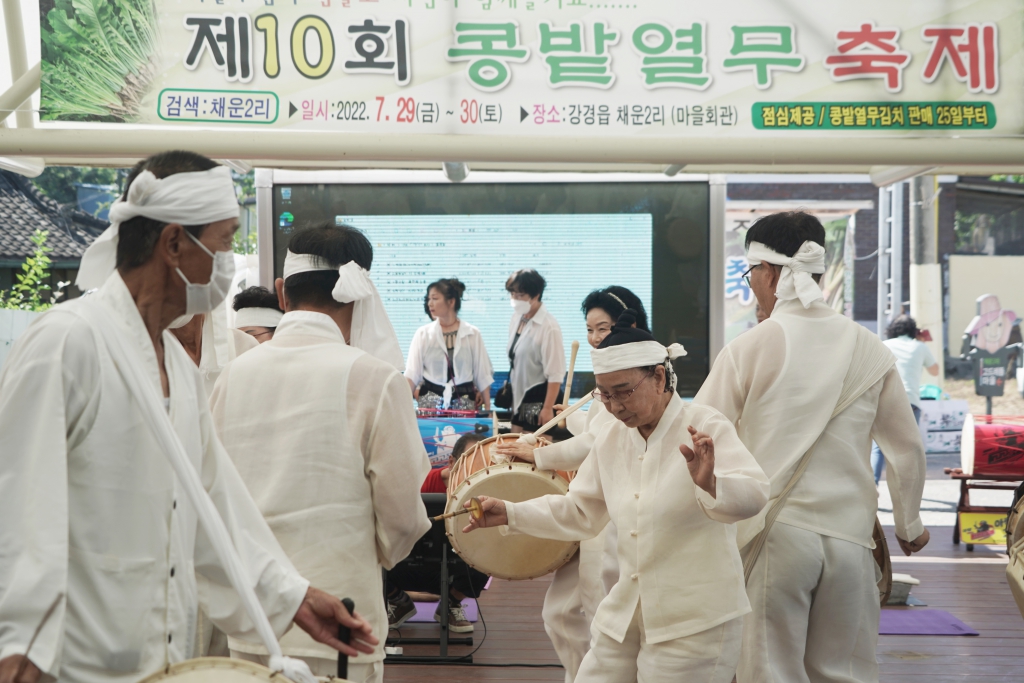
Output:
[293, 587, 379, 658]
[0, 656, 40, 683]
[680, 425, 717, 498]
[897, 528, 930, 556]
[462, 496, 508, 532]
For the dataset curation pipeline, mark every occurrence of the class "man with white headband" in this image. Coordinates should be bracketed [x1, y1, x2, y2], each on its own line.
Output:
[210, 223, 430, 683]
[464, 310, 769, 683]
[232, 286, 285, 342]
[693, 211, 928, 683]
[276, 225, 403, 369]
[0, 152, 376, 683]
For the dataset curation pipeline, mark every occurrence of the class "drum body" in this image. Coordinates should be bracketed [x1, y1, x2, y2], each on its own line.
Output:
[960, 414, 1024, 477]
[446, 435, 579, 580]
[137, 657, 350, 683]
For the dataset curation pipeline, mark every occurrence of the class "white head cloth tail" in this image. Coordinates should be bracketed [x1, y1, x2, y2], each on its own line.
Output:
[745, 240, 826, 308]
[283, 251, 405, 370]
[200, 300, 237, 381]
[76, 166, 240, 291]
[591, 341, 687, 391]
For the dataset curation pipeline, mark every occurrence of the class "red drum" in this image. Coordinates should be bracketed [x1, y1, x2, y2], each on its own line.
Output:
[960, 414, 1024, 477]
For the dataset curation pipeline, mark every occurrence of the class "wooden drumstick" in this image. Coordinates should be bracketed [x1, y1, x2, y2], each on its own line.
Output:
[433, 497, 484, 521]
[559, 340, 580, 429]
[530, 390, 594, 440]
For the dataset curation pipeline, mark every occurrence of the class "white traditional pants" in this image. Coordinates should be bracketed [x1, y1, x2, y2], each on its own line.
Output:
[543, 551, 591, 682]
[575, 603, 742, 683]
[230, 651, 382, 683]
[544, 525, 620, 683]
[738, 523, 879, 683]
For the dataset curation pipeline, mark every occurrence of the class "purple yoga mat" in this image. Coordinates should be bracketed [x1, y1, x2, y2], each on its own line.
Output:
[408, 599, 479, 623]
[879, 609, 978, 636]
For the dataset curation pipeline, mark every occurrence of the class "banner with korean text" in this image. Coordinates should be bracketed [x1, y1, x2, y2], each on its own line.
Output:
[40, 0, 1022, 137]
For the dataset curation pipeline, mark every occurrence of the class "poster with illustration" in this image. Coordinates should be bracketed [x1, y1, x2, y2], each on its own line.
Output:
[959, 511, 1007, 545]
[960, 293, 1022, 396]
[724, 207, 854, 343]
[416, 416, 491, 467]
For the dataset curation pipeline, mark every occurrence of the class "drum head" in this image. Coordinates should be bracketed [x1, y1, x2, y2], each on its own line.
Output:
[446, 463, 579, 580]
[137, 657, 351, 683]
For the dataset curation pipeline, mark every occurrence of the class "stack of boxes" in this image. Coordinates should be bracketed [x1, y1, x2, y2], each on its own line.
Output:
[917, 400, 970, 454]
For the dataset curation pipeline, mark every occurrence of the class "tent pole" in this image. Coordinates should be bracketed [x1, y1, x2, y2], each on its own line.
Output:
[2, 0, 34, 128]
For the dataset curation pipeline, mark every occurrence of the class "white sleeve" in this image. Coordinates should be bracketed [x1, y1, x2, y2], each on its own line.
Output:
[197, 369, 309, 642]
[871, 368, 926, 542]
[692, 410, 770, 524]
[0, 314, 85, 677]
[534, 432, 597, 471]
[403, 328, 424, 387]
[506, 446, 608, 542]
[693, 347, 747, 424]
[542, 320, 566, 383]
[367, 371, 432, 569]
[473, 333, 494, 393]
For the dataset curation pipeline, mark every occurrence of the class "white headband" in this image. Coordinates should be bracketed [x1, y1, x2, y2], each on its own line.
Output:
[77, 166, 239, 291]
[234, 307, 283, 329]
[281, 250, 404, 369]
[591, 341, 687, 375]
[282, 252, 331, 279]
[745, 240, 825, 308]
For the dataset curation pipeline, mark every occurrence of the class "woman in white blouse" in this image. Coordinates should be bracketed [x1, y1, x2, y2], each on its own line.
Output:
[405, 278, 494, 411]
[503, 268, 566, 432]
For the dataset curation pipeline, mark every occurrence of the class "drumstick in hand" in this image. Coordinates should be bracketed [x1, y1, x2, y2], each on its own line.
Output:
[559, 341, 579, 429]
[433, 497, 484, 521]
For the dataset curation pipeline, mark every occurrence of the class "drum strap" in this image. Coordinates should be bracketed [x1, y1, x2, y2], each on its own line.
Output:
[742, 339, 895, 586]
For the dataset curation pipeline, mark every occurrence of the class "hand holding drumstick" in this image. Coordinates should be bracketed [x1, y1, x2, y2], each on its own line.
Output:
[460, 496, 508, 532]
[432, 497, 485, 522]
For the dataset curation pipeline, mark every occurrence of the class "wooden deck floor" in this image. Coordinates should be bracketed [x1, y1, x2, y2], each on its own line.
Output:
[382, 526, 1021, 682]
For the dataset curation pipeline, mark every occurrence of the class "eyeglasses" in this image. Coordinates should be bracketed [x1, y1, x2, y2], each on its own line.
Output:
[741, 264, 759, 288]
[593, 372, 653, 404]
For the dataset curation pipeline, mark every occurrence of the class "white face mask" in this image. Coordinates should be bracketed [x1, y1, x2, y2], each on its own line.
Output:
[176, 231, 235, 316]
[511, 298, 532, 316]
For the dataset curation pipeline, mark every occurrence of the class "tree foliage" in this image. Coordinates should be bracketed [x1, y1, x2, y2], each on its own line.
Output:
[1, 231, 66, 311]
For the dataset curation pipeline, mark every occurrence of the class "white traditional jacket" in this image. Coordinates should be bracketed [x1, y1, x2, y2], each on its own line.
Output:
[211, 311, 432, 665]
[0, 273, 308, 683]
[694, 298, 926, 549]
[506, 395, 769, 644]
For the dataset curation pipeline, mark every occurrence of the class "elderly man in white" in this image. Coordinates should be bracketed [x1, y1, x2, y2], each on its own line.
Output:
[465, 311, 769, 683]
[0, 151, 375, 683]
[694, 211, 929, 683]
[210, 224, 431, 683]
